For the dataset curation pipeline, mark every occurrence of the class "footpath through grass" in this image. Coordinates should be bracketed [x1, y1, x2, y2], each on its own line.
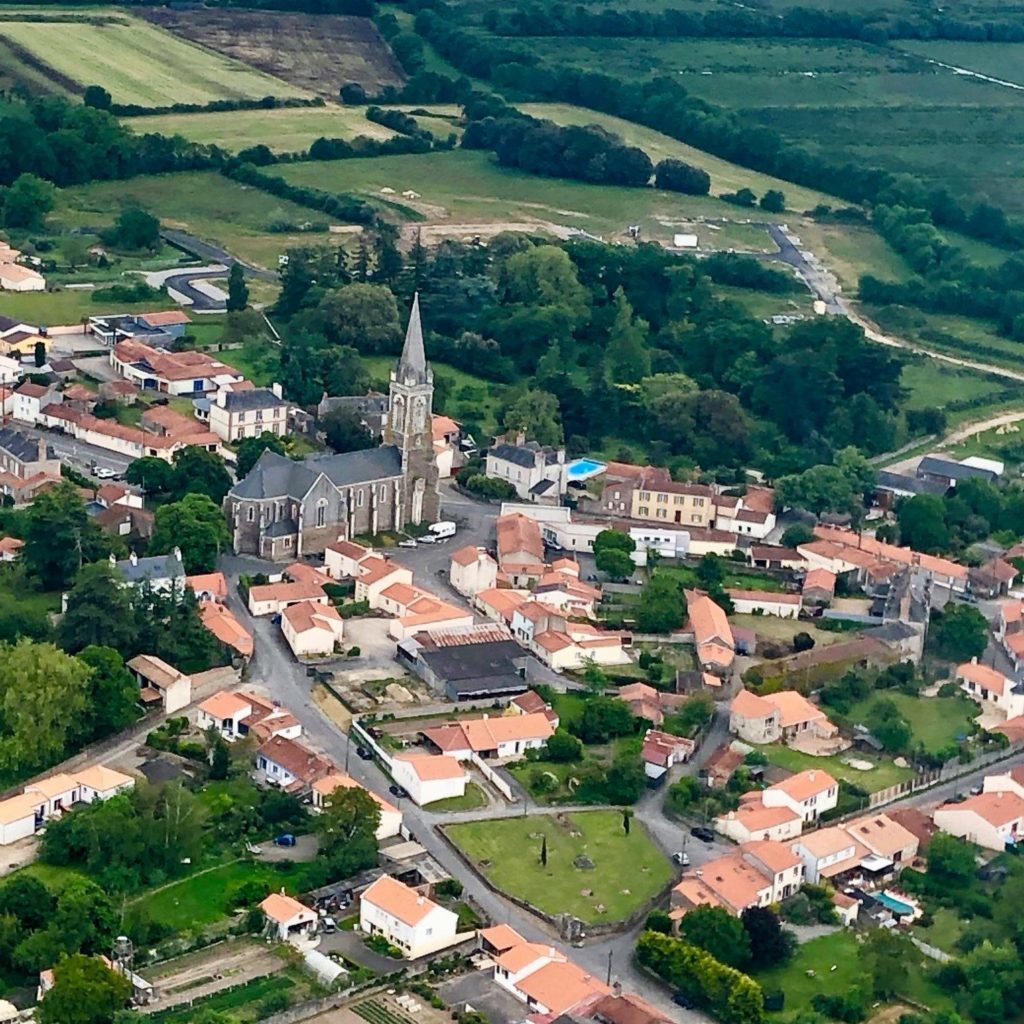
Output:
[446, 810, 672, 923]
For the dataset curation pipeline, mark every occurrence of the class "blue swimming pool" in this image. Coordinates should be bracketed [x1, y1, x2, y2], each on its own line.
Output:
[876, 891, 915, 916]
[566, 458, 607, 480]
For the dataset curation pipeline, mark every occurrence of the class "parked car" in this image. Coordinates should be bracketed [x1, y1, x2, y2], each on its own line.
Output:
[320, 916, 337, 933]
[94, 467, 117, 479]
[274, 833, 296, 847]
[419, 534, 437, 544]
[970, 783, 984, 795]
[389, 784, 409, 799]
[356, 746, 373, 761]
[672, 852, 690, 867]
[398, 539, 417, 548]
[690, 825, 715, 843]
[673, 992, 695, 1009]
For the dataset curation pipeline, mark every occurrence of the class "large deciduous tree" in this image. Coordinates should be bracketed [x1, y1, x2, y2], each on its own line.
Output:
[36, 953, 132, 1024]
[22, 483, 112, 590]
[150, 493, 231, 574]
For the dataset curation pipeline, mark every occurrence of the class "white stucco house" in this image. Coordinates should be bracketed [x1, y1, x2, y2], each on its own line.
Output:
[390, 753, 467, 806]
[359, 875, 459, 959]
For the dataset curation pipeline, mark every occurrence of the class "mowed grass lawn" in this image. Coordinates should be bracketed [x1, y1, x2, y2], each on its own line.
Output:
[757, 931, 952, 1016]
[757, 745, 913, 794]
[841, 692, 978, 753]
[279, 149, 761, 244]
[57, 171, 353, 270]
[446, 811, 672, 923]
[128, 105, 397, 153]
[0, 14, 309, 106]
[132, 860, 319, 933]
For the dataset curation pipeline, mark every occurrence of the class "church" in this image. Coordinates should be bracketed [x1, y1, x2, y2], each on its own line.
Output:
[224, 296, 441, 561]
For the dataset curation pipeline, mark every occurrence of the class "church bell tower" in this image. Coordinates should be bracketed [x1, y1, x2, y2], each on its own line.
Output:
[384, 293, 440, 525]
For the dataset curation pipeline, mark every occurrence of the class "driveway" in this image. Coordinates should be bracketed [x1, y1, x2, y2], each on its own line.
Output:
[255, 833, 319, 862]
[317, 930, 404, 973]
[439, 969, 534, 1023]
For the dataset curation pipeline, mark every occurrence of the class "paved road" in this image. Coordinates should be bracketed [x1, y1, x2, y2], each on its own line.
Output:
[19, 423, 132, 479]
[161, 228, 278, 280]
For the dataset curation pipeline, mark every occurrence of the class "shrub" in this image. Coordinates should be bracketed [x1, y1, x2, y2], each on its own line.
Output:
[435, 878, 463, 898]
[347, 645, 361, 657]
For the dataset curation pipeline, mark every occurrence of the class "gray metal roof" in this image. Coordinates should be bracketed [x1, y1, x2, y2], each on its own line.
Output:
[917, 456, 996, 483]
[220, 388, 287, 413]
[0, 427, 51, 464]
[229, 446, 403, 501]
[875, 471, 948, 497]
[490, 443, 539, 469]
[115, 552, 185, 583]
[264, 518, 298, 538]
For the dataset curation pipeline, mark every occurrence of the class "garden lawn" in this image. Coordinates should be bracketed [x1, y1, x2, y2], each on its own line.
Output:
[0, 13, 308, 106]
[730, 614, 851, 648]
[757, 932, 865, 1016]
[757, 744, 913, 793]
[131, 860, 319, 933]
[445, 810, 672, 923]
[426, 782, 488, 812]
[551, 691, 588, 730]
[657, 564, 784, 592]
[912, 906, 964, 954]
[839, 692, 978, 754]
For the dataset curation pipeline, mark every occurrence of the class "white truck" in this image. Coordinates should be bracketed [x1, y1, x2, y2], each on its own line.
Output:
[427, 521, 457, 540]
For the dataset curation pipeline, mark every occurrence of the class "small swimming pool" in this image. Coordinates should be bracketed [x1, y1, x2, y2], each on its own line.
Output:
[566, 458, 607, 481]
[877, 891, 916, 916]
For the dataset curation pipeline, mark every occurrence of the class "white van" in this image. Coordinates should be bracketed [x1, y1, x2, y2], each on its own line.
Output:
[428, 521, 457, 540]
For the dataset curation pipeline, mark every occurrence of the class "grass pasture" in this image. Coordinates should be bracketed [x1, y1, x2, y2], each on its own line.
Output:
[278, 149, 778, 246]
[0, 13, 309, 106]
[57, 171, 355, 270]
[757, 744, 913, 793]
[129, 106, 396, 153]
[143, 8, 404, 97]
[445, 810, 672, 923]
[839, 692, 978, 754]
[519, 102, 835, 211]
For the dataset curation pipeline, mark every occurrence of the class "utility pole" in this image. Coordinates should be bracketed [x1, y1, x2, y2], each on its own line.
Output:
[606, 949, 613, 986]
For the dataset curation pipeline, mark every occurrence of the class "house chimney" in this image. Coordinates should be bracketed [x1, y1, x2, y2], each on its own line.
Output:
[173, 546, 182, 564]
[216, 389, 228, 408]
[37, 438, 46, 463]
[108, 553, 116, 567]
[272, 382, 283, 400]
[129, 551, 138, 566]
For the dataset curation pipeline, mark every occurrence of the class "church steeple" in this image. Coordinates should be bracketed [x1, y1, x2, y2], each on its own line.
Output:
[384, 292, 439, 526]
[396, 293, 429, 385]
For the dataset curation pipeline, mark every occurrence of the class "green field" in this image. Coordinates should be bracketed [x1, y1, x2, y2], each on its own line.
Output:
[129, 105, 396, 152]
[0, 13, 309, 106]
[840, 692, 977, 754]
[898, 40, 1024, 88]
[446, 811, 672, 923]
[900, 359, 1010, 412]
[132, 860, 319, 932]
[757, 744, 913, 793]
[519, 103, 835, 211]
[56, 171, 352, 270]
[279, 149, 784, 246]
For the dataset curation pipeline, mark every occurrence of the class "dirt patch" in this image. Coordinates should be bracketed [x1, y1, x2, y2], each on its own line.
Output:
[403, 221, 577, 246]
[313, 683, 352, 732]
[141, 10, 404, 96]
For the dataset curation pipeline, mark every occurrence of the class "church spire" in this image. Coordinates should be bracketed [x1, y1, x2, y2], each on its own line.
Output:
[396, 292, 427, 383]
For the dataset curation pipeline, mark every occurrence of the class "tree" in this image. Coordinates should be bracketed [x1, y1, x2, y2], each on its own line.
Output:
[150, 494, 231, 574]
[209, 732, 230, 781]
[867, 697, 912, 752]
[34, 340, 46, 368]
[859, 928, 911, 999]
[501, 390, 564, 447]
[622, 807, 631, 834]
[792, 631, 815, 653]
[1, 174, 56, 229]
[316, 283, 401, 353]
[648, 389, 751, 467]
[696, 554, 726, 589]
[667, 693, 714, 736]
[776, 465, 855, 516]
[60, 234, 91, 270]
[226, 263, 249, 312]
[576, 697, 636, 743]
[636, 573, 685, 634]
[76, 646, 139, 745]
[679, 905, 752, 969]
[605, 287, 650, 384]
[320, 345, 370, 398]
[58, 562, 136, 655]
[124, 457, 174, 496]
[0, 874, 54, 931]
[540, 834, 547, 866]
[654, 159, 711, 195]
[742, 906, 795, 968]
[170, 447, 232, 504]
[315, 785, 380, 878]
[781, 523, 815, 548]
[929, 603, 988, 662]
[0, 641, 90, 775]
[82, 85, 113, 110]
[928, 832, 977, 886]
[321, 409, 374, 453]
[897, 494, 950, 552]
[22, 484, 111, 590]
[236, 432, 287, 479]
[593, 529, 635, 558]
[760, 189, 786, 212]
[545, 730, 582, 763]
[596, 548, 634, 579]
[103, 208, 160, 252]
[36, 953, 131, 1024]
